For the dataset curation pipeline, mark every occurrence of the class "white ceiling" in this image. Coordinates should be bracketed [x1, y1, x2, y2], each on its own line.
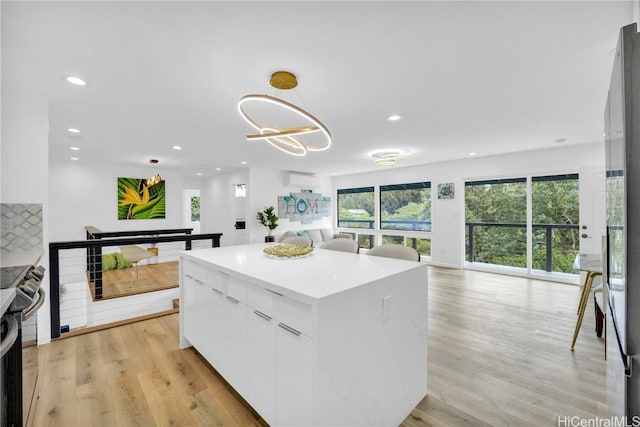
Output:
[2, 1, 635, 177]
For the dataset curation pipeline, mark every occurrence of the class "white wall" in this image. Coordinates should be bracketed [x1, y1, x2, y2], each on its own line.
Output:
[46, 161, 202, 336]
[201, 169, 249, 246]
[49, 161, 189, 241]
[247, 168, 333, 243]
[1, 92, 51, 343]
[333, 142, 605, 269]
[201, 168, 333, 246]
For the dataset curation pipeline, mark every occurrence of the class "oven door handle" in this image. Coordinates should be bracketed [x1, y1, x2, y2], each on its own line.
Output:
[22, 288, 45, 321]
[0, 314, 19, 358]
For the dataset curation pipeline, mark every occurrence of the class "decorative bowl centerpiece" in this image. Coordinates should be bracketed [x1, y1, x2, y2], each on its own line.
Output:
[263, 243, 313, 259]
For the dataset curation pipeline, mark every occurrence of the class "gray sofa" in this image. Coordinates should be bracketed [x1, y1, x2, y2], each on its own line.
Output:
[278, 227, 352, 247]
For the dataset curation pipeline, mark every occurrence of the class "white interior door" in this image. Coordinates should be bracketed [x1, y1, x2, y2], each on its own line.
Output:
[578, 164, 606, 255]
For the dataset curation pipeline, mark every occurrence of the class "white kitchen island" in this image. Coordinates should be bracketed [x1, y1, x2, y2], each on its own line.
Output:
[179, 243, 428, 427]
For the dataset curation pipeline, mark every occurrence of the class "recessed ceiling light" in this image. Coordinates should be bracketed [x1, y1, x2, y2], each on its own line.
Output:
[66, 76, 86, 86]
[70, 157, 79, 161]
[241, 161, 247, 165]
[196, 172, 203, 176]
[172, 145, 182, 150]
[67, 128, 80, 134]
[70, 146, 80, 151]
[387, 114, 402, 122]
[215, 167, 222, 171]
[469, 152, 477, 156]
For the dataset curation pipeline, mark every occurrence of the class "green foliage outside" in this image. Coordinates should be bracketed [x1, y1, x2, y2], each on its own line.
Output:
[191, 196, 200, 221]
[338, 192, 375, 228]
[465, 178, 579, 273]
[338, 186, 432, 255]
[381, 188, 431, 231]
[408, 237, 432, 257]
[382, 235, 403, 245]
[358, 234, 373, 249]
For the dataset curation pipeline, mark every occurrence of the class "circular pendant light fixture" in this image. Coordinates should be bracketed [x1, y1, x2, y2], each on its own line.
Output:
[370, 149, 411, 167]
[238, 71, 332, 156]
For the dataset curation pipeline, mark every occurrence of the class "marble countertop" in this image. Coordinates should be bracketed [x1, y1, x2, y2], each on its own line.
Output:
[181, 243, 427, 302]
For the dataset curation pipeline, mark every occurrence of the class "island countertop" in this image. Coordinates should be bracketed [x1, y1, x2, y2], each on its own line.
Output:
[180, 242, 428, 426]
[180, 242, 426, 302]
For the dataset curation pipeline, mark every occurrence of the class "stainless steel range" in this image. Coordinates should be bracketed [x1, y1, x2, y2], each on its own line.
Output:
[1, 251, 46, 427]
[1, 203, 45, 427]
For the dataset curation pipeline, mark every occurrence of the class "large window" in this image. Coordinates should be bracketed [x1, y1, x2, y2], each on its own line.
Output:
[337, 187, 375, 229]
[380, 182, 431, 231]
[532, 174, 579, 274]
[465, 178, 527, 268]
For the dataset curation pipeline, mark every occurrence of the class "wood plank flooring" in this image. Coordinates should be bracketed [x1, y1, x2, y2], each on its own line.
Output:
[90, 261, 178, 300]
[31, 266, 607, 426]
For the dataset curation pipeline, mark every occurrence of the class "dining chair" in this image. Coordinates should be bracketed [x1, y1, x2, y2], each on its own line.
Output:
[320, 238, 359, 254]
[280, 236, 313, 247]
[366, 244, 420, 262]
[119, 245, 156, 279]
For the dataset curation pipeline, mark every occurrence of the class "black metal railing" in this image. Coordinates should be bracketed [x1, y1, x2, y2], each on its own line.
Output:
[85, 227, 195, 299]
[49, 231, 222, 339]
[466, 222, 579, 272]
[337, 219, 432, 230]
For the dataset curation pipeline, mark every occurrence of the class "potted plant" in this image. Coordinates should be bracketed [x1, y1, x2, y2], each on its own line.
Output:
[257, 205, 278, 242]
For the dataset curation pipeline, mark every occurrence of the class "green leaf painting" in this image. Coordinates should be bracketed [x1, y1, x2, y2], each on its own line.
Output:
[118, 177, 166, 220]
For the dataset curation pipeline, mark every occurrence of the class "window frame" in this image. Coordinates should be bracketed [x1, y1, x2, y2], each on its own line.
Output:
[379, 181, 432, 232]
[336, 186, 375, 229]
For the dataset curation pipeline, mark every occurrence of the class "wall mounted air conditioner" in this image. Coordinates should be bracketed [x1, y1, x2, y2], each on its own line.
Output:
[285, 173, 320, 188]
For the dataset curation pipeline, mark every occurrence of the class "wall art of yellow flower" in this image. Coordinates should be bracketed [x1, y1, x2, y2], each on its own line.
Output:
[117, 177, 166, 220]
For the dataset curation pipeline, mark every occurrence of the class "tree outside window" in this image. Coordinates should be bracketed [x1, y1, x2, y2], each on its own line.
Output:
[465, 178, 527, 268]
[191, 196, 200, 221]
[337, 187, 375, 229]
[380, 182, 431, 231]
[532, 174, 579, 273]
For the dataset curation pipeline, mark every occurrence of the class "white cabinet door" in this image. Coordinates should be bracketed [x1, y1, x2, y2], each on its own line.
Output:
[277, 322, 312, 426]
[216, 292, 249, 397]
[194, 283, 226, 368]
[247, 308, 277, 426]
[183, 272, 214, 350]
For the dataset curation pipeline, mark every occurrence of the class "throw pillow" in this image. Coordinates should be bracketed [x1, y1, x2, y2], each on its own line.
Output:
[278, 231, 298, 242]
[115, 252, 132, 269]
[306, 229, 322, 244]
[102, 253, 118, 271]
[319, 228, 334, 242]
[297, 231, 310, 238]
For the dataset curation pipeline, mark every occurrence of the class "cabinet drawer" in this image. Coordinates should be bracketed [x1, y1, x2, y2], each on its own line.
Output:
[248, 286, 312, 337]
[275, 297, 312, 337]
[227, 275, 247, 304]
[183, 259, 207, 283]
[208, 269, 228, 294]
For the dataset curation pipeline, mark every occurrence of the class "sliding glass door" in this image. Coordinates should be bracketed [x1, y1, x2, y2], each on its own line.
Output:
[465, 174, 580, 277]
[531, 174, 580, 275]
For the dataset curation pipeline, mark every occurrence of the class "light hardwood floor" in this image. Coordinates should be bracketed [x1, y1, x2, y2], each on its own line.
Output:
[91, 261, 179, 300]
[31, 267, 607, 426]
